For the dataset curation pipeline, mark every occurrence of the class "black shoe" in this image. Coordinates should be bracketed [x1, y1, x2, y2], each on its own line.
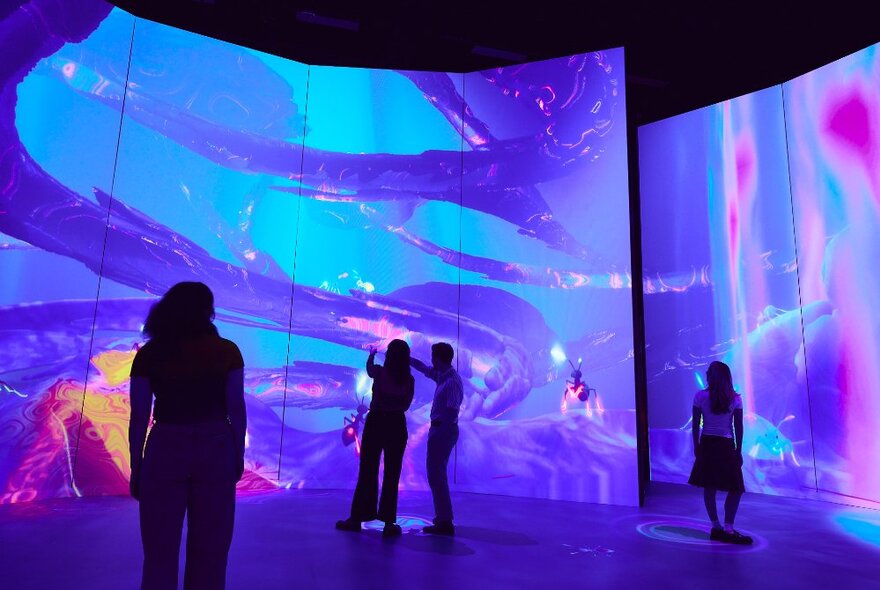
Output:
[709, 527, 725, 541]
[335, 518, 361, 532]
[423, 521, 455, 536]
[382, 523, 402, 538]
[721, 530, 753, 545]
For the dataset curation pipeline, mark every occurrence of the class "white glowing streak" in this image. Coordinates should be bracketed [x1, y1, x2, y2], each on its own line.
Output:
[53, 411, 82, 498]
[356, 371, 369, 395]
[551, 344, 567, 364]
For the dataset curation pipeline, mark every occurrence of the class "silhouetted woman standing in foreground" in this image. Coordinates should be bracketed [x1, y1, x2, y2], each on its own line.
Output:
[336, 339, 415, 537]
[689, 360, 752, 545]
[129, 282, 246, 589]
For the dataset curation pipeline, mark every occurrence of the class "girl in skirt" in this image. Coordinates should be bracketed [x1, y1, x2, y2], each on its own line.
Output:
[689, 361, 752, 545]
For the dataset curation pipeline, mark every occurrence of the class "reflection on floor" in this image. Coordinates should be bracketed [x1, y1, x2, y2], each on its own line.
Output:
[1, 482, 878, 589]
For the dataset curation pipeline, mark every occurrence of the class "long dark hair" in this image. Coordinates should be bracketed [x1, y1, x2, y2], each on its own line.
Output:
[384, 339, 412, 385]
[143, 282, 218, 343]
[706, 361, 736, 414]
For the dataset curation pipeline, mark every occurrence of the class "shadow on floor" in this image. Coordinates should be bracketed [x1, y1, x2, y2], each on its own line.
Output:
[653, 525, 707, 540]
[454, 526, 538, 546]
[357, 529, 476, 556]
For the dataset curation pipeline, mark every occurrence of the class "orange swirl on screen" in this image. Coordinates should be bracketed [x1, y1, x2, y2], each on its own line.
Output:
[1, 380, 82, 504]
[79, 384, 133, 478]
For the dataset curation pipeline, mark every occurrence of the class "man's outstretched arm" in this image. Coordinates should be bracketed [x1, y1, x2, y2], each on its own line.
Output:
[410, 357, 430, 376]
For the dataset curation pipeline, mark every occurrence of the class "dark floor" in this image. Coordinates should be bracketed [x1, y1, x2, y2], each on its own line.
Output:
[1, 482, 879, 589]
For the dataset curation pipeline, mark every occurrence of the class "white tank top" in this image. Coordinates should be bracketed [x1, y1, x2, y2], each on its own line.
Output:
[693, 389, 742, 438]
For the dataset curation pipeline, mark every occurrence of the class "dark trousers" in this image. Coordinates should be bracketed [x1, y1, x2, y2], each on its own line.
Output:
[426, 420, 458, 523]
[350, 411, 408, 523]
[139, 422, 237, 590]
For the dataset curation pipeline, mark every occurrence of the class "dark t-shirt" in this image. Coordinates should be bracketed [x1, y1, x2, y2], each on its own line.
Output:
[130, 334, 244, 424]
[366, 359, 415, 413]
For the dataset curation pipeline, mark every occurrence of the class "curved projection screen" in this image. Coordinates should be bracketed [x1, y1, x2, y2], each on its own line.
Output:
[640, 42, 880, 505]
[0, 1, 636, 505]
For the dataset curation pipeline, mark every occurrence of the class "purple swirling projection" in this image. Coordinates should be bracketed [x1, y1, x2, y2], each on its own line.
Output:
[0, 0, 125, 503]
[642, 44, 880, 506]
[784, 44, 880, 504]
[640, 87, 817, 498]
[0, 0, 637, 505]
[454, 52, 635, 503]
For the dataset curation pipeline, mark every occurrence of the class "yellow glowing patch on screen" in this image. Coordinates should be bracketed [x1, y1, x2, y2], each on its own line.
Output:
[90, 349, 137, 386]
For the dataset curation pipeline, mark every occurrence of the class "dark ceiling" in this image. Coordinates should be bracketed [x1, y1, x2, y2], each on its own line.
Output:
[110, 0, 879, 125]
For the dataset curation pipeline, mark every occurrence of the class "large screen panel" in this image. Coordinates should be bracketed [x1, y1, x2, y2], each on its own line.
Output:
[640, 87, 818, 497]
[75, 18, 311, 495]
[784, 43, 880, 504]
[1, 0, 638, 506]
[0, 4, 132, 503]
[277, 66, 465, 491]
[457, 50, 638, 504]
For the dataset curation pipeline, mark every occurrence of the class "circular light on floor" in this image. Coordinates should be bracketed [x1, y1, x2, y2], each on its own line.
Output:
[634, 516, 767, 552]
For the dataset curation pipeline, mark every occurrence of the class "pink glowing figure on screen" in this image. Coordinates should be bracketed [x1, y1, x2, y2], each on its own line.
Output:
[561, 358, 602, 418]
[341, 395, 369, 456]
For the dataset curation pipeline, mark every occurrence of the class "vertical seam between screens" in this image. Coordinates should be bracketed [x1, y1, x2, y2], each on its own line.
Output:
[780, 83, 820, 494]
[629, 118, 650, 503]
[454, 72, 466, 484]
[277, 65, 311, 482]
[72, 17, 138, 488]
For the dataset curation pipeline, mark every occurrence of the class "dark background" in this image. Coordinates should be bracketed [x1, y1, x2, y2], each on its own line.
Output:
[110, 0, 879, 125]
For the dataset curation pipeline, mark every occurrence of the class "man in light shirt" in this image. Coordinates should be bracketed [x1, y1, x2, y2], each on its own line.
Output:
[411, 342, 464, 535]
